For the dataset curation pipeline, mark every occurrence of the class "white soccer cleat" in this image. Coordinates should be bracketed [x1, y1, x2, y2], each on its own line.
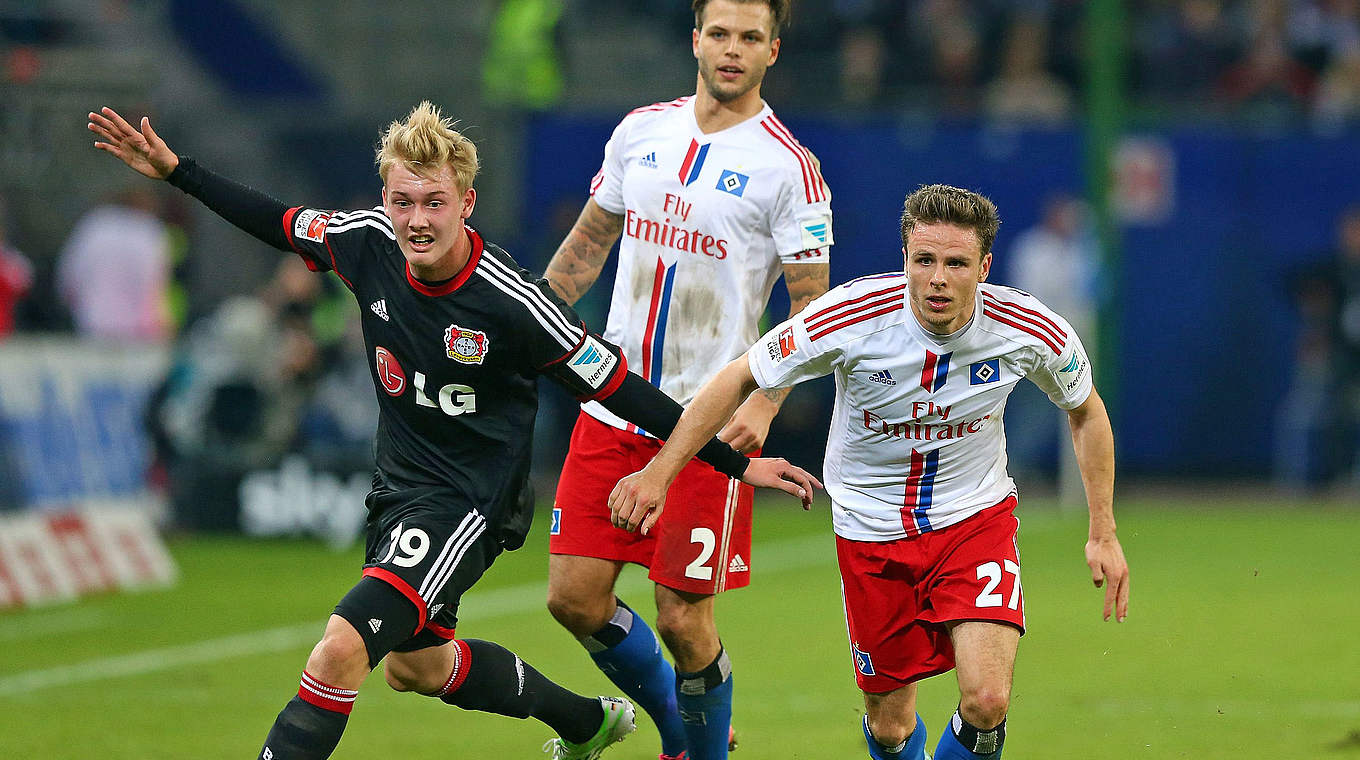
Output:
[543, 697, 637, 759]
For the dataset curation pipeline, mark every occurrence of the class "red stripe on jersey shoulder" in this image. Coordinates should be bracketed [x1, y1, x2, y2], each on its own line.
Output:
[806, 282, 905, 326]
[806, 292, 903, 338]
[981, 294, 1066, 353]
[362, 567, 427, 635]
[981, 292, 1067, 340]
[808, 302, 903, 341]
[761, 116, 827, 204]
[627, 96, 692, 116]
[982, 307, 1063, 354]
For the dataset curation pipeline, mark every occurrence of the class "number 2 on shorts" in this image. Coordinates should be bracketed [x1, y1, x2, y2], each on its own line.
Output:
[685, 527, 716, 580]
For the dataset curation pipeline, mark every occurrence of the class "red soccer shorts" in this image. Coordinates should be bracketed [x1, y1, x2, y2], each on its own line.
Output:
[549, 411, 754, 595]
[835, 495, 1024, 692]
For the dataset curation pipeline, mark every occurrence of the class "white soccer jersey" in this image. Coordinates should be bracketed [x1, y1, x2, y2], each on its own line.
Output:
[748, 276, 1093, 542]
[582, 96, 833, 432]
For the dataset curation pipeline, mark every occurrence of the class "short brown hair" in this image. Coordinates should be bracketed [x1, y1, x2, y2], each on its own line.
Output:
[900, 184, 1001, 258]
[692, 0, 789, 38]
[375, 101, 479, 191]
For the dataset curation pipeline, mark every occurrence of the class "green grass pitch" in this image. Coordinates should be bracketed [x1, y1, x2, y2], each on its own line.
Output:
[1, 494, 1358, 759]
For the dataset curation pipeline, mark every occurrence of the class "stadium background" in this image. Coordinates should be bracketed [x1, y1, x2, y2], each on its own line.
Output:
[1, 1, 1358, 758]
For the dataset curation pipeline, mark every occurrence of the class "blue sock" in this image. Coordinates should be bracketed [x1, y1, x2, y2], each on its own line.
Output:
[675, 648, 734, 760]
[581, 599, 688, 757]
[863, 713, 927, 760]
[933, 711, 1005, 760]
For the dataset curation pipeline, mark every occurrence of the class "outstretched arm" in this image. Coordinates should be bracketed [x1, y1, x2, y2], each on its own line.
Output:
[543, 198, 624, 305]
[610, 356, 822, 535]
[720, 261, 829, 452]
[1067, 389, 1130, 623]
[88, 106, 292, 251]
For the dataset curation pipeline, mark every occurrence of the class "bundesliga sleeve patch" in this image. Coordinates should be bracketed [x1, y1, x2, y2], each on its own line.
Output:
[566, 335, 619, 390]
[766, 325, 798, 365]
[293, 209, 331, 243]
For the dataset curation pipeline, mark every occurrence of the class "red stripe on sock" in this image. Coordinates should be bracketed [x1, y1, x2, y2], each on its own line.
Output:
[297, 671, 357, 715]
[433, 639, 473, 697]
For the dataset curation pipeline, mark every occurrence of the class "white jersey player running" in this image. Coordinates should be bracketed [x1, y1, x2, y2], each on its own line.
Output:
[751, 275, 1092, 541]
[542, 3, 831, 759]
[609, 184, 1129, 760]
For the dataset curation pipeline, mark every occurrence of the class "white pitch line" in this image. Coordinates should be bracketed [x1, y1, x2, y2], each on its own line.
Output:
[0, 531, 835, 697]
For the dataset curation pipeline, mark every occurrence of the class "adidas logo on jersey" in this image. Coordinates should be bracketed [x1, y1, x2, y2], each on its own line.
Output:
[430, 603, 444, 616]
[638, 151, 658, 169]
[368, 618, 383, 634]
[728, 554, 748, 573]
[868, 370, 896, 385]
[370, 299, 389, 321]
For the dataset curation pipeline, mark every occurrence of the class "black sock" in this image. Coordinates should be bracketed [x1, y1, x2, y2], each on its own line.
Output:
[438, 639, 603, 743]
[953, 710, 1006, 756]
[257, 672, 356, 760]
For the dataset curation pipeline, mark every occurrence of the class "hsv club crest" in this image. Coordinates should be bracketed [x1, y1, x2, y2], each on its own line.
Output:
[444, 324, 489, 364]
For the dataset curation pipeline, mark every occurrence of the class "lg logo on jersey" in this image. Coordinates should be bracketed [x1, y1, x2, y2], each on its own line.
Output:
[375, 346, 477, 417]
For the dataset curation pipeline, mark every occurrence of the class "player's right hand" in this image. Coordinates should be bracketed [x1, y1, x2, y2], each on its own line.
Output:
[87, 107, 179, 180]
[741, 457, 822, 509]
[608, 468, 669, 536]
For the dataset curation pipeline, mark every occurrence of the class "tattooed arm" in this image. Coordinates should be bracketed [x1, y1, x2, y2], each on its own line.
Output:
[718, 260, 830, 452]
[544, 198, 625, 306]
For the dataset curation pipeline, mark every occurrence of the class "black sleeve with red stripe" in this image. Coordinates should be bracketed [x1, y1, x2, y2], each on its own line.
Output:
[165, 156, 291, 251]
[596, 372, 750, 480]
[537, 329, 627, 402]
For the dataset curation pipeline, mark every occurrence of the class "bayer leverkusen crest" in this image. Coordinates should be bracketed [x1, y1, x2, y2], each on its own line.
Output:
[444, 324, 489, 364]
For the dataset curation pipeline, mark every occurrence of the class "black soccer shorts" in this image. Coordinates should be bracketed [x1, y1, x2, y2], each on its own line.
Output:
[357, 486, 502, 652]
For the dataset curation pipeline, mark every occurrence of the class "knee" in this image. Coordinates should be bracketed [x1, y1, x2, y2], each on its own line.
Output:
[653, 605, 695, 646]
[866, 713, 918, 749]
[653, 606, 712, 662]
[545, 586, 612, 637]
[959, 685, 1010, 729]
[305, 623, 370, 685]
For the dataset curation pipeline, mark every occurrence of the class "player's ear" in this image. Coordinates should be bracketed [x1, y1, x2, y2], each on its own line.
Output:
[460, 187, 477, 220]
[979, 251, 993, 282]
[768, 37, 780, 66]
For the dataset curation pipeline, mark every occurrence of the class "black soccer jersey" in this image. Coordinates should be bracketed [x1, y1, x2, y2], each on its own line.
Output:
[281, 206, 628, 547]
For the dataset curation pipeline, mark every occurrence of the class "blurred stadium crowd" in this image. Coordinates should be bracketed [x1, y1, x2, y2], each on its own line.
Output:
[1, 0, 1358, 530]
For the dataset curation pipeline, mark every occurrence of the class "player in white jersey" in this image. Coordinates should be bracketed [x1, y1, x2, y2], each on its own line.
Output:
[542, 2, 831, 759]
[609, 185, 1130, 760]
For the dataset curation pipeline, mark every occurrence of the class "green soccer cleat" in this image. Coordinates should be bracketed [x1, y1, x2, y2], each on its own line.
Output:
[543, 697, 637, 760]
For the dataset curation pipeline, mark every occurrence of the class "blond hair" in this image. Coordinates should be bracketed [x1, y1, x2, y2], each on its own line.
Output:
[375, 101, 479, 190]
[900, 184, 1001, 257]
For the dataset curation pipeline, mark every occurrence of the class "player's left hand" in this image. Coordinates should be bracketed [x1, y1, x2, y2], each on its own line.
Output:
[609, 468, 670, 536]
[1085, 535, 1130, 622]
[740, 457, 822, 509]
[718, 392, 780, 453]
[87, 107, 179, 180]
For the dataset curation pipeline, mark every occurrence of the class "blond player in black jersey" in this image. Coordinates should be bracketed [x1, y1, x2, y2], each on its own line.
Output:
[88, 102, 816, 760]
